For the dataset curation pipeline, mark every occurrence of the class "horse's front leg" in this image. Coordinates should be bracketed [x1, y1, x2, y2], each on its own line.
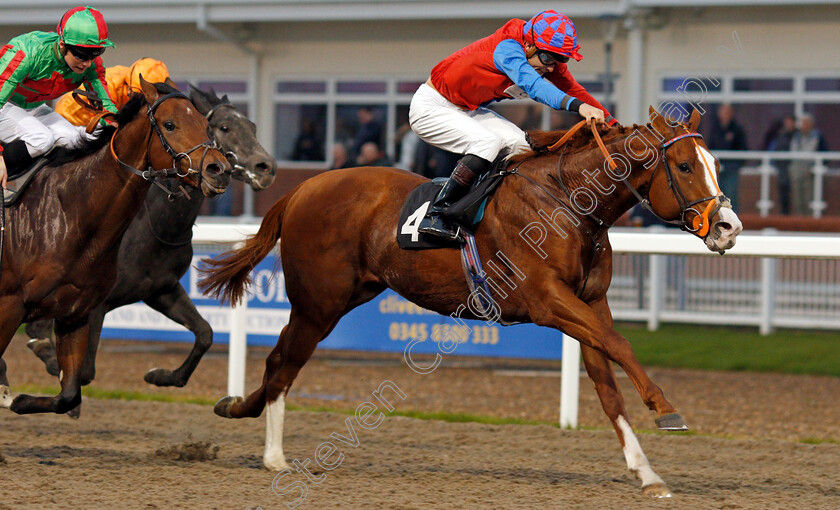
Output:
[141, 284, 213, 387]
[10, 319, 90, 415]
[533, 284, 683, 427]
[582, 297, 671, 497]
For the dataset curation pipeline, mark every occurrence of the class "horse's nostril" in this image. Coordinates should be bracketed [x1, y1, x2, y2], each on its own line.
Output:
[206, 163, 224, 176]
[256, 161, 275, 175]
[716, 221, 732, 233]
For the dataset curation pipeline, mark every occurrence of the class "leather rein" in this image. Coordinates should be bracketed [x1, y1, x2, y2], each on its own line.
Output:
[505, 118, 727, 297]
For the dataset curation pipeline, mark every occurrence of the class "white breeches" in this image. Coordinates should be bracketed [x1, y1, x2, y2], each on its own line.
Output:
[409, 83, 530, 163]
[0, 102, 95, 157]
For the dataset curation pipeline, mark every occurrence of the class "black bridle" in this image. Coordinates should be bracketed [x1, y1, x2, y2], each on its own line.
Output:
[112, 92, 221, 200]
[616, 130, 729, 237]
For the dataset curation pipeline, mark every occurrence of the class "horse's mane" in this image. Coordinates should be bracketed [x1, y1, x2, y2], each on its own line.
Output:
[48, 82, 181, 168]
[509, 123, 654, 164]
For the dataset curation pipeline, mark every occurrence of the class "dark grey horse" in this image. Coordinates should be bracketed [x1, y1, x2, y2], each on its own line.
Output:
[21, 86, 275, 389]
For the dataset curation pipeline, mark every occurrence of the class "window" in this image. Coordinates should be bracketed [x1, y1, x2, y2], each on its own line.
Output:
[173, 79, 250, 117]
[274, 75, 618, 167]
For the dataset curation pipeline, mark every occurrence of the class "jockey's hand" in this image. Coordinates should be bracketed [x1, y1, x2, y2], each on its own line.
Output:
[579, 104, 606, 124]
[0, 156, 8, 189]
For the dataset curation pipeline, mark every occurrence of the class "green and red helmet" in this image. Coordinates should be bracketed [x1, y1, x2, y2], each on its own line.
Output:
[56, 6, 114, 48]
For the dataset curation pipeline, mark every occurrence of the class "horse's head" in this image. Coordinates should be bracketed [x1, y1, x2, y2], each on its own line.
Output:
[137, 77, 231, 197]
[646, 106, 743, 253]
[189, 86, 276, 191]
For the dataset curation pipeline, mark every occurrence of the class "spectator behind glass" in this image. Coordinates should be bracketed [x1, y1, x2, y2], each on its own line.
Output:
[356, 141, 392, 167]
[329, 142, 353, 170]
[395, 123, 420, 172]
[767, 115, 797, 215]
[788, 113, 828, 216]
[707, 104, 747, 212]
[351, 106, 383, 158]
[291, 119, 323, 161]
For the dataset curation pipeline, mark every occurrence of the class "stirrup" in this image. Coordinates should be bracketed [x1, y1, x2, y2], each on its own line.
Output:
[418, 214, 463, 242]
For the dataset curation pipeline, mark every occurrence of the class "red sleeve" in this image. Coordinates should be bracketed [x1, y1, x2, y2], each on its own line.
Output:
[548, 64, 618, 126]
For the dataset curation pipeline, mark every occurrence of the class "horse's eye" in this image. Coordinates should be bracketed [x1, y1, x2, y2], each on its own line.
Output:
[220, 125, 230, 133]
[163, 121, 176, 131]
[678, 162, 691, 173]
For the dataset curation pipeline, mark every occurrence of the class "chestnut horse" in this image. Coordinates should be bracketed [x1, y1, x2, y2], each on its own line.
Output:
[198, 107, 742, 497]
[0, 78, 229, 415]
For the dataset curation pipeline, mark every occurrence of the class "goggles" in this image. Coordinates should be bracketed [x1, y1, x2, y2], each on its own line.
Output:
[66, 44, 106, 62]
[537, 51, 570, 66]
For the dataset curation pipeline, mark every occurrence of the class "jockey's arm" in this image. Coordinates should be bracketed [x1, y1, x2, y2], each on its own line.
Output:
[550, 65, 617, 126]
[493, 39, 585, 114]
[84, 60, 119, 121]
[0, 45, 29, 108]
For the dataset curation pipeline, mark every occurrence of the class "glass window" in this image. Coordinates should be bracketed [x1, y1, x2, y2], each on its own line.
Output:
[661, 76, 722, 93]
[488, 103, 544, 131]
[275, 103, 327, 162]
[701, 102, 794, 151]
[805, 78, 840, 92]
[277, 81, 326, 94]
[732, 78, 793, 92]
[804, 103, 840, 151]
[334, 104, 386, 158]
[336, 81, 387, 94]
[196, 80, 247, 94]
[397, 80, 424, 94]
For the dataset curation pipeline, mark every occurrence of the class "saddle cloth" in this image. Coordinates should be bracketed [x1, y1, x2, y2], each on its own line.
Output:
[397, 172, 505, 250]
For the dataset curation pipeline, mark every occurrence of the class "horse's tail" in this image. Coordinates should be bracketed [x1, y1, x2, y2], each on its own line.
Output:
[197, 192, 290, 305]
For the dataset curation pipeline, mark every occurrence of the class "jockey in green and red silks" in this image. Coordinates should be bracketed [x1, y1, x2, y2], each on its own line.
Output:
[410, 10, 617, 240]
[0, 5, 118, 188]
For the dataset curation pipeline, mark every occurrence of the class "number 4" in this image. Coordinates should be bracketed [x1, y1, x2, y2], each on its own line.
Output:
[401, 201, 430, 242]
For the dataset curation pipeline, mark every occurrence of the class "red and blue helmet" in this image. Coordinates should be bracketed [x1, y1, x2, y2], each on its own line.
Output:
[523, 10, 583, 62]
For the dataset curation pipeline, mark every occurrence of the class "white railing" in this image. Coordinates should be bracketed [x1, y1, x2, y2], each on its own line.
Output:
[714, 150, 840, 218]
[192, 223, 840, 427]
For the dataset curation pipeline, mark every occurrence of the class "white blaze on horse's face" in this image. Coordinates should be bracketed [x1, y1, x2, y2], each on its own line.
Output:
[696, 145, 743, 252]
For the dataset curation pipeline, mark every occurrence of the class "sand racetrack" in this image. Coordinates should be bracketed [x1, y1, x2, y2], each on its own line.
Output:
[1, 335, 839, 509]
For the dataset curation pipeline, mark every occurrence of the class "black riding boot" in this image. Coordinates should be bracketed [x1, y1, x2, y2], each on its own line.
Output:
[418, 154, 491, 239]
[1, 140, 37, 179]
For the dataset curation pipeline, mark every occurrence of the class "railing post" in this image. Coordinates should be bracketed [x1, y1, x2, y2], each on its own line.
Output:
[757, 156, 774, 217]
[227, 242, 248, 397]
[811, 158, 827, 219]
[559, 334, 581, 429]
[648, 253, 664, 331]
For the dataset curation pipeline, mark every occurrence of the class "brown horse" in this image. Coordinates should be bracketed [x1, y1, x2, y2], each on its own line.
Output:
[198, 107, 742, 497]
[0, 77, 229, 415]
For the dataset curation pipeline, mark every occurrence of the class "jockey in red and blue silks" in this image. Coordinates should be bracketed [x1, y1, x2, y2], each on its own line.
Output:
[0, 6, 117, 189]
[409, 10, 617, 240]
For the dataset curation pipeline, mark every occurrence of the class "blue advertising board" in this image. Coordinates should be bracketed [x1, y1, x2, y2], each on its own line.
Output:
[101, 251, 564, 360]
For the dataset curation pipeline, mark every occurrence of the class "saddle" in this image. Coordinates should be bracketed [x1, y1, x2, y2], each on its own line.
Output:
[397, 171, 505, 250]
[3, 152, 53, 206]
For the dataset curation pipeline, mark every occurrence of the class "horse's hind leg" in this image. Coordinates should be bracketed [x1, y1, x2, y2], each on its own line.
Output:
[0, 299, 25, 409]
[25, 319, 60, 376]
[214, 309, 337, 471]
[141, 284, 212, 387]
[9, 319, 89, 414]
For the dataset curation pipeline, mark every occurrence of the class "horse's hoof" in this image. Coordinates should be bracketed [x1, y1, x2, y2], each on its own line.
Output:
[642, 482, 672, 498]
[144, 368, 176, 387]
[27, 339, 60, 377]
[655, 413, 689, 431]
[67, 404, 82, 419]
[263, 452, 291, 471]
[0, 386, 12, 410]
[214, 396, 243, 418]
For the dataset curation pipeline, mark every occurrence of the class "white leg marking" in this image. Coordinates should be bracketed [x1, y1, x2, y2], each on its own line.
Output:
[0, 385, 13, 409]
[617, 416, 671, 497]
[263, 394, 290, 471]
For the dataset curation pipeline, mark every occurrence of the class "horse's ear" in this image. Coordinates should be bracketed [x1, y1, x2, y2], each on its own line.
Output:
[687, 108, 702, 132]
[189, 85, 213, 114]
[649, 105, 672, 136]
[164, 77, 179, 90]
[139, 75, 159, 103]
[221, 94, 230, 104]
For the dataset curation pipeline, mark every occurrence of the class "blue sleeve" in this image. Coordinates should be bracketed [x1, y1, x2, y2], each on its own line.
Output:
[492, 39, 579, 111]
